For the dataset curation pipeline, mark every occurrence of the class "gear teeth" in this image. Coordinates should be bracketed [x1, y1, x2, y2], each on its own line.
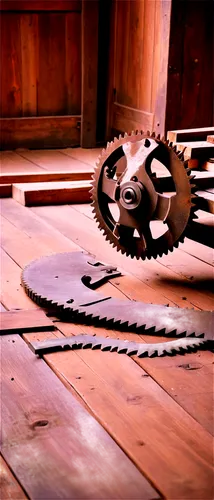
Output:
[156, 134, 160, 140]
[151, 131, 156, 138]
[147, 130, 151, 136]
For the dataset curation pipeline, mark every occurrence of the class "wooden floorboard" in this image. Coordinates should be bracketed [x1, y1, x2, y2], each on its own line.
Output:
[31, 204, 214, 310]
[1, 334, 157, 500]
[18, 149, 96, 172]
[23, 327, 214, 500]
[0, 455, 28, 500]
[1, 149, 213, 500]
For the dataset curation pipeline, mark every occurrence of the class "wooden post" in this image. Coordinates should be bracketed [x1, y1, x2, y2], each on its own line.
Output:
[81, 0, 99, 148]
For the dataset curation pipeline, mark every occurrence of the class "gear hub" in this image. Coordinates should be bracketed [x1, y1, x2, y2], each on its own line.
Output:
[90, 132, 197, 260]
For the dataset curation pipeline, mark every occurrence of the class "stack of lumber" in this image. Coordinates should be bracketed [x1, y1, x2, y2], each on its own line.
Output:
[0, 148, 97, 205]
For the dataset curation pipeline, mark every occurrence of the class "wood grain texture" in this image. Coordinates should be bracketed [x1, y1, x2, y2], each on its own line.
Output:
[0, 151, 45, 174]
[166, 0, 214, 131]
[107, 0, 171, 137]
[0, 455, 27, 500]
[65, 12, 81, 115]
[0, 170, 92, 185]
[32, 326, 214, 500]
[0, 247, 38, 310]
[38, 13, 66, 116]
[18, 149, 92, 172]
[1, 116, 81, 149]
[12, 180, 91, 206]
[81, 0, 99, 147]
[167, 127, 214, 143]
[1, 333, 158, 500]
[20, 13, 38, 116]
[0, 309, 54, 334]
[0, 13, 22, 118]
[32, 204, 214, 311]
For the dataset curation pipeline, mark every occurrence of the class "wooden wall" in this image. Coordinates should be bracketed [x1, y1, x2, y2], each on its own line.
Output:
[165, 0, 214, 132]
[0, 1, 81, 118]
[106, 0, 172, 138]
[0, 0, 99, 149]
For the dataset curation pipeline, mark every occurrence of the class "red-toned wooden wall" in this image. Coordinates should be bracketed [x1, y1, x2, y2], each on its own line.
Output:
[0, 0, 99, 149]
[106, 0, 172, 138]
[165, 0, 214, 132]
[0, 3, 81, 118]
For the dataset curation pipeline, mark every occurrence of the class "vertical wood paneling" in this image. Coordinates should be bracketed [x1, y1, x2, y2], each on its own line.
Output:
[38, 13, 66, 116]
[127, 0, 144, 109]
[166, 0, 213, 132]
[20, 13, 38, 116]
[115, 1, 131, 106]
[65, 12, 81, 115]
[0, 14, 22, 118]
[139, 0, 156, 112]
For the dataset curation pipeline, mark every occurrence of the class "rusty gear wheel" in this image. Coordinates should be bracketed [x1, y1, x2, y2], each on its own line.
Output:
[91, 131, 197, 260]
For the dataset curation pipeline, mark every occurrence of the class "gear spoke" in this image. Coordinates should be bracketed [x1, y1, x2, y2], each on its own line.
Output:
[102, 175, 117, 201]
[91, 132, 194, 260]
[152, 193, 172, 221]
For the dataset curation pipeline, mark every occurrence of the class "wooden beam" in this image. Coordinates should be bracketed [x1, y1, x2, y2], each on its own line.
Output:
[167, 127, 214, 143]
[12, 180, 91, 206]
[175, 141, 214, 160]
[0, 309, 55, 334]
[0, 1, 81, 11]
[0, 116, 81, 150]
[0, 170, 93, 185]
[81, 0, 99, 148]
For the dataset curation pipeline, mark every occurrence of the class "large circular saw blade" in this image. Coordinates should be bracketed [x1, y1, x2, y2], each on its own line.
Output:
[90, 132, 197, 260]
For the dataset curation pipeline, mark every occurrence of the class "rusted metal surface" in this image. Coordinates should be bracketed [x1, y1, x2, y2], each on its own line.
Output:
[22, 252, 213, 356]
[91, 132, 197, 260]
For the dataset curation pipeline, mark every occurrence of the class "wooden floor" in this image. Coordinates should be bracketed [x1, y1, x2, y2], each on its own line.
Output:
[1, 148, 214, 499]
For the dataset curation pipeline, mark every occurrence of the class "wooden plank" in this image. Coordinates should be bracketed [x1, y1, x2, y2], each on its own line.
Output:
[0, 455, 27, 500]
[167, 127, 214, 143]
[37, 13, 66, 116]
[0, 170, 93, 185]
[0, 151, 45, 173]
[19, 149, 92, 172]
[31, 204, 214, 310]
[0, 13, 22, 118]
[0, 184, 12, 197]
[65, 12, 81, 115]
[0, 1, 81, 11]
[112, 102, 153, 134]
[62, 147, 102, 167]
[0, 198, 79, 255]
[152, 0, 172, 135]
[12, 180, 91, 206]
[195, 190, 214, 214]
[0, 247, 38, 310]
[20, 13, 38, 116]
[81, 0, 98, 147]
[0, 116, 81, 150]
[176, 141, 214, 160]
[31, 327, 214, 500]
[0, 309, 54, 334]
[1, 333, 157, 500]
